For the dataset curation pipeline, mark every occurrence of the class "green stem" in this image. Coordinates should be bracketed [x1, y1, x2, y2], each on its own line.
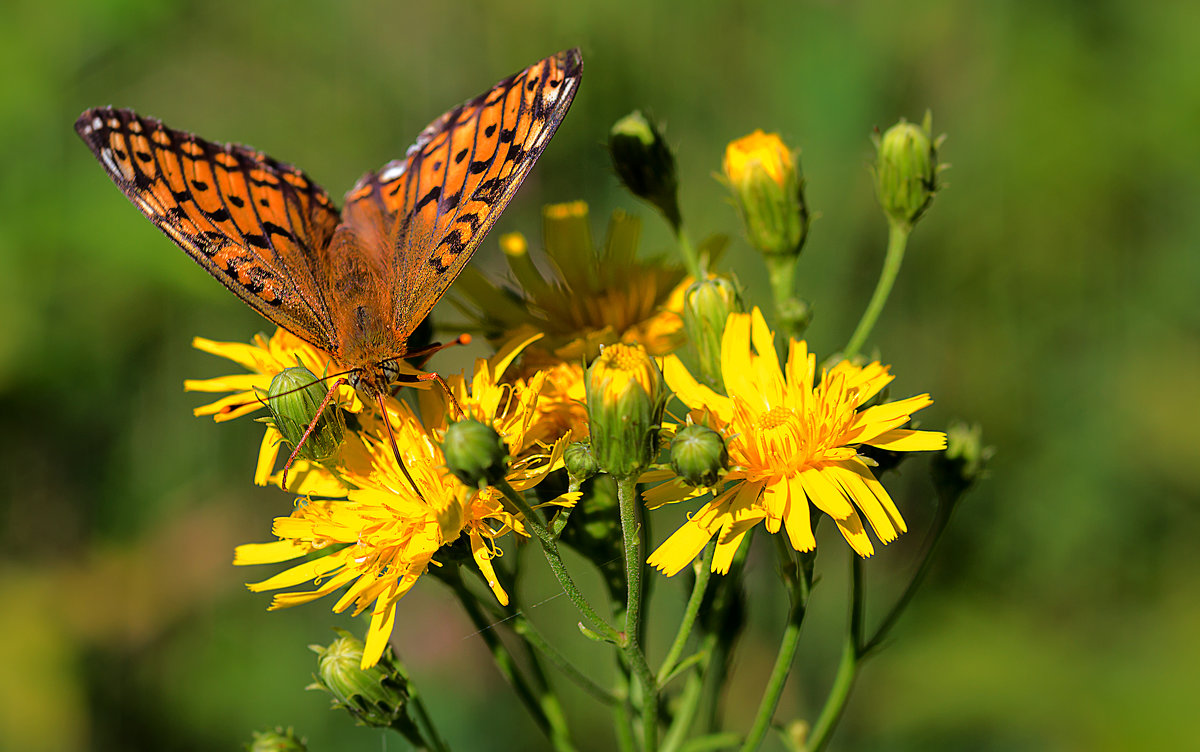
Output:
[658, 542, 716, 685]
[808, 488, 963, 751]
[496, 479, 620, 643]
[660, 631, 716, 752]
[615, 668, 638, 752]
[511, 613, 619, 706]
[617, 475, 660, 752]
[844, 220, 910, 359]
[737, 540, 811, 752]
[862, 493, 955, 656]
[807, 552, 865, 752]
[400, 678, 451, 752]
[677, 227, 703, 280]
[441, 568, 571, 750]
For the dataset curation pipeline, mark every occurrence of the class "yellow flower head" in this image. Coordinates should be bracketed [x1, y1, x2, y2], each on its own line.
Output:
[648, 308, 946, 576]
[234, 397, 546, 669]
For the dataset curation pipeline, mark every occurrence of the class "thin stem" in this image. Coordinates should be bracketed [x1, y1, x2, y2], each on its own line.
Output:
[862, 494, 955, 656]
[844, 220, 910, 359]
[677, 227, 703, 280]
[737, 600, 805, 752]
[658, 542, 716, 685]
[511, 614, 619, 705]
[617, 474, 660, 752]
[441, 568, 570, 749]
[737, 539, 811, 752]
[659, 632, 716, 752]
[401, 679, 451, 752]
[806, 551, 865, 752]
[615, 668, 638, 752]
[496, 479, 620, 643]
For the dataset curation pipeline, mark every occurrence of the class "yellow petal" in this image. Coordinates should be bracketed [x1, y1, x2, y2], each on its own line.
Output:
[713, 529, 749, 574]
[362, 599, 398, 669]
[783, 474, 816, 552]
[246, 555, 344, 592]
[255, 427, 282, 486]
[233, 539, 311, 566]
[664, 355, 732, 423]
[799, 467, 855, 519]
[866, 428, 947, 452]
[833, 512, 875, 557]
[826, 463, 898, 542]
[648, 517, 715, 576]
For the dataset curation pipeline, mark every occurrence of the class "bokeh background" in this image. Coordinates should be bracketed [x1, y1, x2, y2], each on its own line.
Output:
[3, 0, 1198, 750]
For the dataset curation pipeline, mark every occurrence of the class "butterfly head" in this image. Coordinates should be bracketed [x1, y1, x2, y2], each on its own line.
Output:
[347, 360, 402, 401]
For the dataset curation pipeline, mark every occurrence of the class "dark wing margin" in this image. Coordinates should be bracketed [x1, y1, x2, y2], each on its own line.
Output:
[343, 48, 583, 338]
[75, 107, 342, 352]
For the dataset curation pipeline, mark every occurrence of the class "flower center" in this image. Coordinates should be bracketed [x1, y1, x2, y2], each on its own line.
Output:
[757, 406, 797, 432]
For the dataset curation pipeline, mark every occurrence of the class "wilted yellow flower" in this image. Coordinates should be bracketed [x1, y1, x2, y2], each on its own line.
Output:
[453, 203, 691, 363]
[647, 308, 946, 575]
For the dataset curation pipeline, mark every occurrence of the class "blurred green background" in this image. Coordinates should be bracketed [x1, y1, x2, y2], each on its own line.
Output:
[3, 0, 1198, 749]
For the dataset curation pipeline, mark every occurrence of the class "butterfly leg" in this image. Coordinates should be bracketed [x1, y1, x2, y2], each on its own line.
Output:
[373, 390, 429, 502]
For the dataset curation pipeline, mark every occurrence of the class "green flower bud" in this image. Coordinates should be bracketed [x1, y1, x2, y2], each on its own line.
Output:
[564, 441, 600, 483]
[247, 728, 306, 752]
[585, 343, 667, 479]
[443, 419, 508, 488]
[609, 111, 682, 230]
[872, 111, 943, 228]
[670, 424, 728, 487]
[308, 630, 409, 728]
[723, 130, 809, 257]
[683, 276, 743, 389]
[932, 420, 993, 503]
[266, 366, 344, 462]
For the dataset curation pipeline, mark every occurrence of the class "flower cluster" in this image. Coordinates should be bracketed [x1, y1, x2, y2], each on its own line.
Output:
[185, 106, 964, 752]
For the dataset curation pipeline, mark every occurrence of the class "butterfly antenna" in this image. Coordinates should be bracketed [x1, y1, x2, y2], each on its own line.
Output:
[280, 377, 349, 491]
[375, 390, 428, 502]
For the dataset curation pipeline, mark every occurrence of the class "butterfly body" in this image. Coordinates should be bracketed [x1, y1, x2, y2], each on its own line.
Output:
[77, 50, 582, 400]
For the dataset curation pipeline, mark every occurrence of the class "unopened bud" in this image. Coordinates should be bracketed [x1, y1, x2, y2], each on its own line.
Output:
[266, 366, 344, 462]
[683, 276, 743, 389]
[932, 420, 993, 503]
[564, 441, 600, 483]
[609, 111, 682, 230]
[585, 344, 667, 479]
[309, 630, 409, 727]
[723, 130, 809, 256]
[670, 424, 728, 487]
[247, 728, 306, 752]
[443, 419, 508, 488]
[872, 111, 943, 228]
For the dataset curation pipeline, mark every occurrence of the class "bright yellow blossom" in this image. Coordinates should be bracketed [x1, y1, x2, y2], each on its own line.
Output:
[648, 308, 945, 575]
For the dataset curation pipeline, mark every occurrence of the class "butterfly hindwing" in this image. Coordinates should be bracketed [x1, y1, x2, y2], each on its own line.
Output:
[75, 107, 341, 352]
[343, 49, 583, 339]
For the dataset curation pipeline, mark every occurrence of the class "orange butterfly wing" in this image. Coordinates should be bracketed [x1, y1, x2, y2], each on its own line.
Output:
[75, 108, 342, 353]
[343, 48, 583, 339]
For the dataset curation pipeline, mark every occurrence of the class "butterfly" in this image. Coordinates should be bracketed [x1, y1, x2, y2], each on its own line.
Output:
[76, 49, 582, 405]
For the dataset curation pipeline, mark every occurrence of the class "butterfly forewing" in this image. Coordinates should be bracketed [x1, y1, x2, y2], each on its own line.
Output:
[77, 49, 581, 388]
[75, 108, 341, 352]
[344, 49, 583, 339]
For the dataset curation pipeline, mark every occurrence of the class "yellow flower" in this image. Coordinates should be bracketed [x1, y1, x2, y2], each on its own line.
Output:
[235, 398, 561, 669]
[647, 308, 945, 575]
